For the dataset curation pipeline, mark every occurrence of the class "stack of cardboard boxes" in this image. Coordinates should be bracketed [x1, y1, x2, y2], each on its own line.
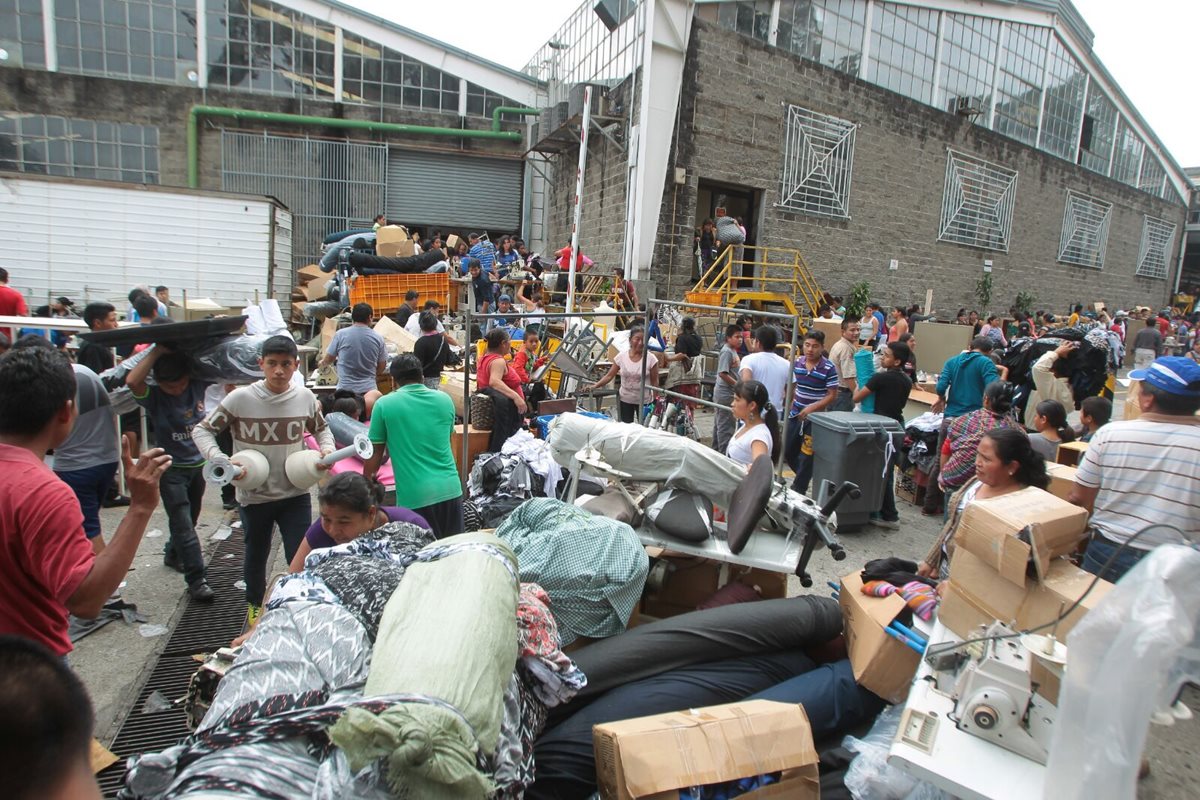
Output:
[841, 486, 1112, 705]
[935, 487, 1112, 640]
[291, 264, 330, 321]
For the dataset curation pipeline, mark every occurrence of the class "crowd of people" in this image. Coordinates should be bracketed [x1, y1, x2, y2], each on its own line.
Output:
[2, 230, 1200, 800]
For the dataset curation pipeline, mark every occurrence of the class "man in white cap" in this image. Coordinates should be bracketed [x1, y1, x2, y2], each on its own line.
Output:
[1070, 356, 1200, 581]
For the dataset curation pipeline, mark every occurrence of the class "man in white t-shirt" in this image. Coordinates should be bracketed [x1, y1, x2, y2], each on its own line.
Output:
[1070, 356, 1200, 582]
[738, 325, 790, 413]
[404, 300, 460, 346]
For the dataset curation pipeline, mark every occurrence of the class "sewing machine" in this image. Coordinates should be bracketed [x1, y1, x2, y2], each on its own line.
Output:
[925, 622, 1059, 763]
[889, 619, 1061, 800]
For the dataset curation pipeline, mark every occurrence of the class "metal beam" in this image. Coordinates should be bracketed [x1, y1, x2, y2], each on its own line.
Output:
[271, 0, 541, 107]
[624, 0, 694, 282]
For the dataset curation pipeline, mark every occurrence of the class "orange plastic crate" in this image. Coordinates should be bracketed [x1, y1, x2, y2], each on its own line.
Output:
[348, 273, 453, 316]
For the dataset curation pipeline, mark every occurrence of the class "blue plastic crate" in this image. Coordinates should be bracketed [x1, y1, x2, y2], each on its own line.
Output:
[536, 410, 609, 440]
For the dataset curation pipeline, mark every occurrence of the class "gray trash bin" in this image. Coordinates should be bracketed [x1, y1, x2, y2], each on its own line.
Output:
[809, 411, 904, 530]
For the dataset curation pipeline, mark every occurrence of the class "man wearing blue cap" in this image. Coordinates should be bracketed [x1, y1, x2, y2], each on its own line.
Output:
[1070, 356, 1200, 581]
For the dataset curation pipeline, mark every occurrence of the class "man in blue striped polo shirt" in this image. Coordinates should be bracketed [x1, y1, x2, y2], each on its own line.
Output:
[786, 330, 839, 494]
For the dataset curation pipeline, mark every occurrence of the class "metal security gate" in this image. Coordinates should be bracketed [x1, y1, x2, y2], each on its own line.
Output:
[386, 149, 522, 233]
[222, 131, 387, 270]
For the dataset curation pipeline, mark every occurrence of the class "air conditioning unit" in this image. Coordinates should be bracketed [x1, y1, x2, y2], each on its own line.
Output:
[955, 96, 983, 118]
[568, 83, 607, 119]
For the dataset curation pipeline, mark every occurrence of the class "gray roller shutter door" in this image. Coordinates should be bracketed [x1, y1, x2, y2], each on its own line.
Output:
[386, 149, 522, 231]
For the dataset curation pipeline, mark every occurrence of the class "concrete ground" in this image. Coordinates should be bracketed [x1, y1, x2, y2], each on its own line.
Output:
[70, 398, 1198, 797]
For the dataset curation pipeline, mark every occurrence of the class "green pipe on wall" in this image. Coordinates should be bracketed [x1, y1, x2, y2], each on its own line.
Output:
[187, 104, 536, 188]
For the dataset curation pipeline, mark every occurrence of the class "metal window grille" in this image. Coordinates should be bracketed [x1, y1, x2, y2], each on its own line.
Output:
[1135, 216, 1176, 280]
[1057, 191, 1111, 269]
[779, 105, 856, 219]
[938, 150, 1017, 252]
[221, 131, 386, 270]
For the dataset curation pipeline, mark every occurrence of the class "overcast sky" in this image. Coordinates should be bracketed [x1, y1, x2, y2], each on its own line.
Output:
[346, 0, 1199, 168]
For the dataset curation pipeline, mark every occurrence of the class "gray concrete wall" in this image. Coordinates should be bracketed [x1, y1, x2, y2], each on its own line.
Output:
[649, 20, 1187, 315]
[0, 69, 525, 191]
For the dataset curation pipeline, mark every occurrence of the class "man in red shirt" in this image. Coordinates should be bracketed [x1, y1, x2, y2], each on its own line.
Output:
[0, 346, 170, 657]
[0, 267, 28, 343]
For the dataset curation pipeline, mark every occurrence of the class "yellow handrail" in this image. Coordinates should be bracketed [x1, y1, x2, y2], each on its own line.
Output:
[689, 244, 825, 318]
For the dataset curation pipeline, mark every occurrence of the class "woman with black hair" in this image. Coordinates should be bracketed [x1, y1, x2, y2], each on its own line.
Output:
[584, 326, 660, 424]
[287, 472, 430, 572]
[725, 380, 781, 467]
[665, 317, 705, 409]
[921, 427, 1048, 579]
[1028, 399, 1076, 461]
[938, 380, 1022, 495]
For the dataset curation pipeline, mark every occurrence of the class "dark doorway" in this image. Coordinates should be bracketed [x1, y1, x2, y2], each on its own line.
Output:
[696, 180, 760, 281]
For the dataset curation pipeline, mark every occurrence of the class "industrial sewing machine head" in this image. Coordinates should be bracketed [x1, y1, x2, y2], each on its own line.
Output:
[927, 622, 1061, 764]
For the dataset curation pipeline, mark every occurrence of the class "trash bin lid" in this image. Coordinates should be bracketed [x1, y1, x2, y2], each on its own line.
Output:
[808, 410, 904, 432]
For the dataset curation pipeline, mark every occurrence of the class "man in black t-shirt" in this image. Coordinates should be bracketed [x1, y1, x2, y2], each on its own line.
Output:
[412, 311, 452, 390]
[394, 290, 420, 328]
[78, 302, 118, 374]
[853, 342, 913, 528]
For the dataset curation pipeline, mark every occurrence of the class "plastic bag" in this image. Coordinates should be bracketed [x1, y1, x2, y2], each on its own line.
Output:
[1044, 544, 1200, 800]
[843, 705, 951, 800]
[188, 335, 269, 384]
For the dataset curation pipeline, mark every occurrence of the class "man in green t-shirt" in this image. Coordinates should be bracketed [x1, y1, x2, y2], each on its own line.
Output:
[364, 354, 463, 537]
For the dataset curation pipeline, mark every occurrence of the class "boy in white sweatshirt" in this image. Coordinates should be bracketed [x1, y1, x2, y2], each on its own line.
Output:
[193, 335, 335, 624]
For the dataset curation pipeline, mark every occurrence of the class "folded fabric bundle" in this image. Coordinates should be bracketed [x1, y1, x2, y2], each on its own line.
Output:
[517, 583, 587, 707]
[860, 580, 937, 622]
[567, 595, 843, 700]
[309, 555, 408, 640]
[528, 650, 816, 800]
[495, 499, 648, 645]
[860, 556, 934, 589]
[348, 248, 446, 274]
[329, 532, 519, 799]
[200, 601, 371, 733]
[495, 672, 550, 800]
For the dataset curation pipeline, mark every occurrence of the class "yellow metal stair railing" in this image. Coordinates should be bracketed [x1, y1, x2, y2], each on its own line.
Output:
[686, 245, 826, 320]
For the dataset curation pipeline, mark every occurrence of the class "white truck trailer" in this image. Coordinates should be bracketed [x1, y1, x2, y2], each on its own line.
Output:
[0, 172, 292, 311]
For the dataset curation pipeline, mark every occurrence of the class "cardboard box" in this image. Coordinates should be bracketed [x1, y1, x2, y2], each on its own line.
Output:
[374, 224, 409, 245]
[937, 549, 1112, 640]
[952, 486, 1088, 585]
[446, 233, 465, 252]
[1044, 463, 1078, 502]
[641, 555, 787, 619]
[303, 278, 331, 302]
[1055, 440, 1089, 466]
[811, 318, 844, 345]
[451, 423, 490, 481]
[297, 264, 326, 285]
[839, 570, 922, 703]
[377, 239, 416, 259]
[593, 700, 819, 800]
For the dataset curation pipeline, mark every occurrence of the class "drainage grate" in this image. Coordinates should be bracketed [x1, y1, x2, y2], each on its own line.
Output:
[97, 531, 250, 798]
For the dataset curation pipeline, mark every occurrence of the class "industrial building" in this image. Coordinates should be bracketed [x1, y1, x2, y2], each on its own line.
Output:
[0, 0, 1193, 312]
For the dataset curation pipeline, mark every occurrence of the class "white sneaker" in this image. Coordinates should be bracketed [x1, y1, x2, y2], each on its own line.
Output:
[1150, 709, 1176, 726]
[872, 518, 900, 530]
[1172, 700, 1194, 721]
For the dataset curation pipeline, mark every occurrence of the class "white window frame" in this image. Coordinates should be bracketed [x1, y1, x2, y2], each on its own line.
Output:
[1135, 216, 1177, 280]
[1057, 190, 1111, 269]
[937, 149, 1018, 252]
[779, 104, 857, 219]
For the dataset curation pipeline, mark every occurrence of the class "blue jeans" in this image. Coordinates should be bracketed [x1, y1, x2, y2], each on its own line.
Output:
[56, 462, 118, 540]
[1082, 532, 1148, 583]
[160, 466, 208, 587]
[784, 416, 815, 495]
[239, 494, 312, 606]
